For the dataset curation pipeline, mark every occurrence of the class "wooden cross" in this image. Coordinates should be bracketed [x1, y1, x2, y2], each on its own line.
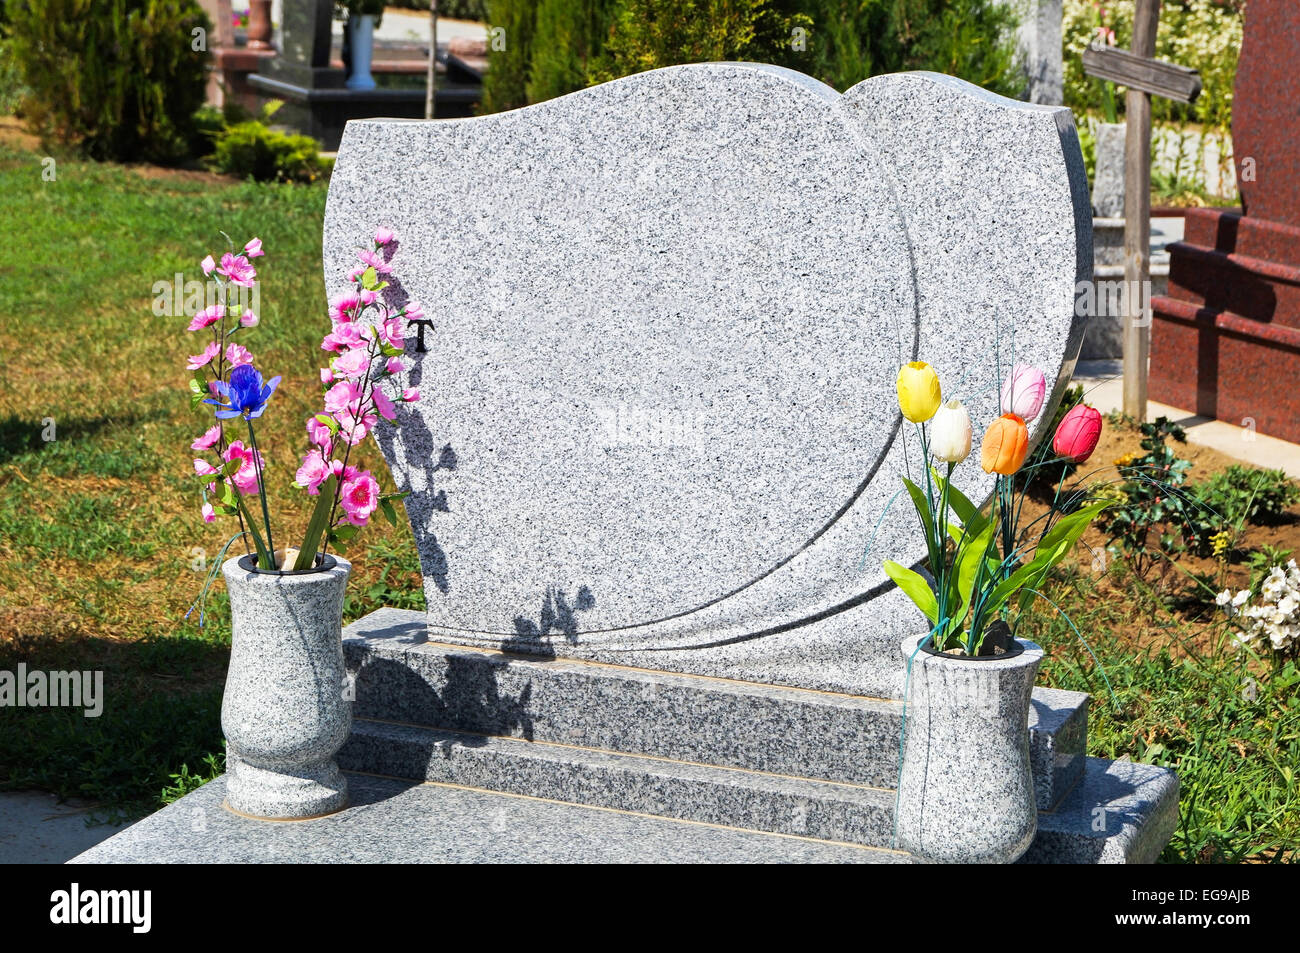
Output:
[1082, 0, 1200, 421]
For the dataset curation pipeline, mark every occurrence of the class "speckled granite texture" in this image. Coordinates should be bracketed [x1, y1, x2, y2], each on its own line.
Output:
[322, 63, 1091, 698]
[70, 774, 905, 864]
[221, 554, 352, 819]
[343, 607, 1086, 809]
[72, 756, 1173, 863]
[894, 635, 1042, 863]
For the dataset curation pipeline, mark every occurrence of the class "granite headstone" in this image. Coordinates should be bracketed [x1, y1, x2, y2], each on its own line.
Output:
[323, 63, 1091, 697]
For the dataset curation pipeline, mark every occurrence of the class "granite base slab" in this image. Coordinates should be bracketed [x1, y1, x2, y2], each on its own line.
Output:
[69, 773, 902, 864]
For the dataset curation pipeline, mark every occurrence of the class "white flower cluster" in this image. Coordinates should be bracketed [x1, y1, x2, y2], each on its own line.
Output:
[1217, 560, 1300, 652]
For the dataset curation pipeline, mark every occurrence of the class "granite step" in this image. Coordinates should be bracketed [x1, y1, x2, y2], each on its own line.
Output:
[337, 717, 898, 847]
[343, 607, 1088, 810]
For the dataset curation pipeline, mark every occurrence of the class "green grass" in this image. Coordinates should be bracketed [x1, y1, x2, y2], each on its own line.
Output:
[0, 137, 423, 820]
[1026, 564, 1300, 863]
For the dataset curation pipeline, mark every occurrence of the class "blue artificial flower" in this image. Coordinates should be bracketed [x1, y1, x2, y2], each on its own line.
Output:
[204, 363, 281, 420]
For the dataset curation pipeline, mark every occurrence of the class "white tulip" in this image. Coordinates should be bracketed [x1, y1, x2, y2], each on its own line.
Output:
[930, 398, 972, 464]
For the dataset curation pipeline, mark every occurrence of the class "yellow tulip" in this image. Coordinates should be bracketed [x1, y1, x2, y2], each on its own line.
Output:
[980, 413, 1030, 475]
[896, 361, 942, 423]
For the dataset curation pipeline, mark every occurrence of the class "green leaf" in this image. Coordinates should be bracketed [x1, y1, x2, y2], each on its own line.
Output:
[314, 414, 339, 434]
[293, 475, 337, 570]
[379, 497, 397, 528]
[955, 517, 997, 618]
[380, 342, 404, 358]
[882, 560, 938, 624]
[900, 477, 936, 557]
[237, 496, 276, 570]
[361, 266, 378, 290]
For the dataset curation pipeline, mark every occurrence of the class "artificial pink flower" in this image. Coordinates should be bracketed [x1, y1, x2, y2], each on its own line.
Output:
[225, 343, 254, 367]
[208, 379, 222, 396]
[223, 440, 263, 495]
[296, 450, 333, 494]
[336, 409, 378, 446]
[240, 309, 259, 327]
[386, 358, 404, 375]
[244, 237, 264, 258]
[331, 348, 370, 380]
[404, 300, 425, 322]
[380, 317, 405, 349]
[322, 323, 365, 353]
[356, 248, 392, 275]
[347, 265, 366, 282]
[402, 387, 420, 402]
[339, 470, 380, 526]
[1000, 364, 1047, 422]
[186, 340, 221, 370]
[359, 289, 378, 306]
[201, 255, 216, 276]
[191, 425, 222, 451]
[306, 415, 333, 449]
[374, 228, 395, 246]
[218, 253, 257, 288]
[201, 501, 217, 523]
[187, 304, 224, 331]
[193, 458, 219, 477]
[320, 367, 335, 385]
[329, 293, 362, 324]
[1053, 404, 1104, 463]
[324, 380, 362, 416]
[372, 387, 397, 421]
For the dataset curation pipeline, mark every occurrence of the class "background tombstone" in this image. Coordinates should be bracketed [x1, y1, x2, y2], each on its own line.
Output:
[1016, 0, 1065, 105]
[324, 63, 1091, 698]
[1151, 0, 1300, 442]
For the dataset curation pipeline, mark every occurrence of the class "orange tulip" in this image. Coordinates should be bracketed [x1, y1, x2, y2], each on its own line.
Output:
[980, 413, 1029, 475]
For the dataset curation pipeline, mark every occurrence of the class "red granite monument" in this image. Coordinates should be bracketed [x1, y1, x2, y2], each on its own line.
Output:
[1150, 0, 1300, 442]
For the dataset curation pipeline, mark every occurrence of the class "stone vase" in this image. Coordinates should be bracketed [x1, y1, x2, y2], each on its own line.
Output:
[246, 0, 273, 50]
[894, 633, 1042, 864]
[221, 552, 352, 820]
[345, 14, 377, 91]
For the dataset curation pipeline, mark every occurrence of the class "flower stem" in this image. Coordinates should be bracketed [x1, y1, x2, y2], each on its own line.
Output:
[245, 417, 276, 567]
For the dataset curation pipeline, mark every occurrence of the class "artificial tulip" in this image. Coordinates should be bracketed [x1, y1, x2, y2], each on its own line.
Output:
[1000, 363, 1047, 422]
[1053, 403, 1103, 463]
[980, 413, 1029, 475]
[896, 361, 942, 423]
[930, 398, 972, 464]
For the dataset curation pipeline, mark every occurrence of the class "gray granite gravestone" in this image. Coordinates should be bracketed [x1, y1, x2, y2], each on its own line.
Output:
[324, 63, 1092, 698]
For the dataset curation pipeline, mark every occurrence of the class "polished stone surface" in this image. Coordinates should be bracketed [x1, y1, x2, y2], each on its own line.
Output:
[323, 63, 1091, 697]
[69, 774, 903, 864]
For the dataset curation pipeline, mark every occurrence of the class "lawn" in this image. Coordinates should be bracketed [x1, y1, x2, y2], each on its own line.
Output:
[0, 132, 424, 819]
[0, 131, 1295, 862]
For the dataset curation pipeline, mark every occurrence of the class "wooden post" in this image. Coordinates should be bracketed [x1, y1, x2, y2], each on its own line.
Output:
[1122, 0, 1160, 421]
[425, 0, 439, 120]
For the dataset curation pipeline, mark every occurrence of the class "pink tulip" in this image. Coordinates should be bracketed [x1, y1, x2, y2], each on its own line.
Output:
[1053, 404, 1103, 463]
[1000, 364, 1047, 422]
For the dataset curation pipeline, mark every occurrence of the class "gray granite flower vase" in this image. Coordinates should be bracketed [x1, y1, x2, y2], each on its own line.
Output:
[220, 553, 352, 819]
[895, 632, 1043, 863]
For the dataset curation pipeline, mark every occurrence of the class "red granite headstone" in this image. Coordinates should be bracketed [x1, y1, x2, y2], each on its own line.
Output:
[1150, 0, 1300, 442]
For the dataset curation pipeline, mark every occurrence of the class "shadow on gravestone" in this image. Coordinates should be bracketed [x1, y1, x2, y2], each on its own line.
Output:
[324, 63, 1091, 699]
